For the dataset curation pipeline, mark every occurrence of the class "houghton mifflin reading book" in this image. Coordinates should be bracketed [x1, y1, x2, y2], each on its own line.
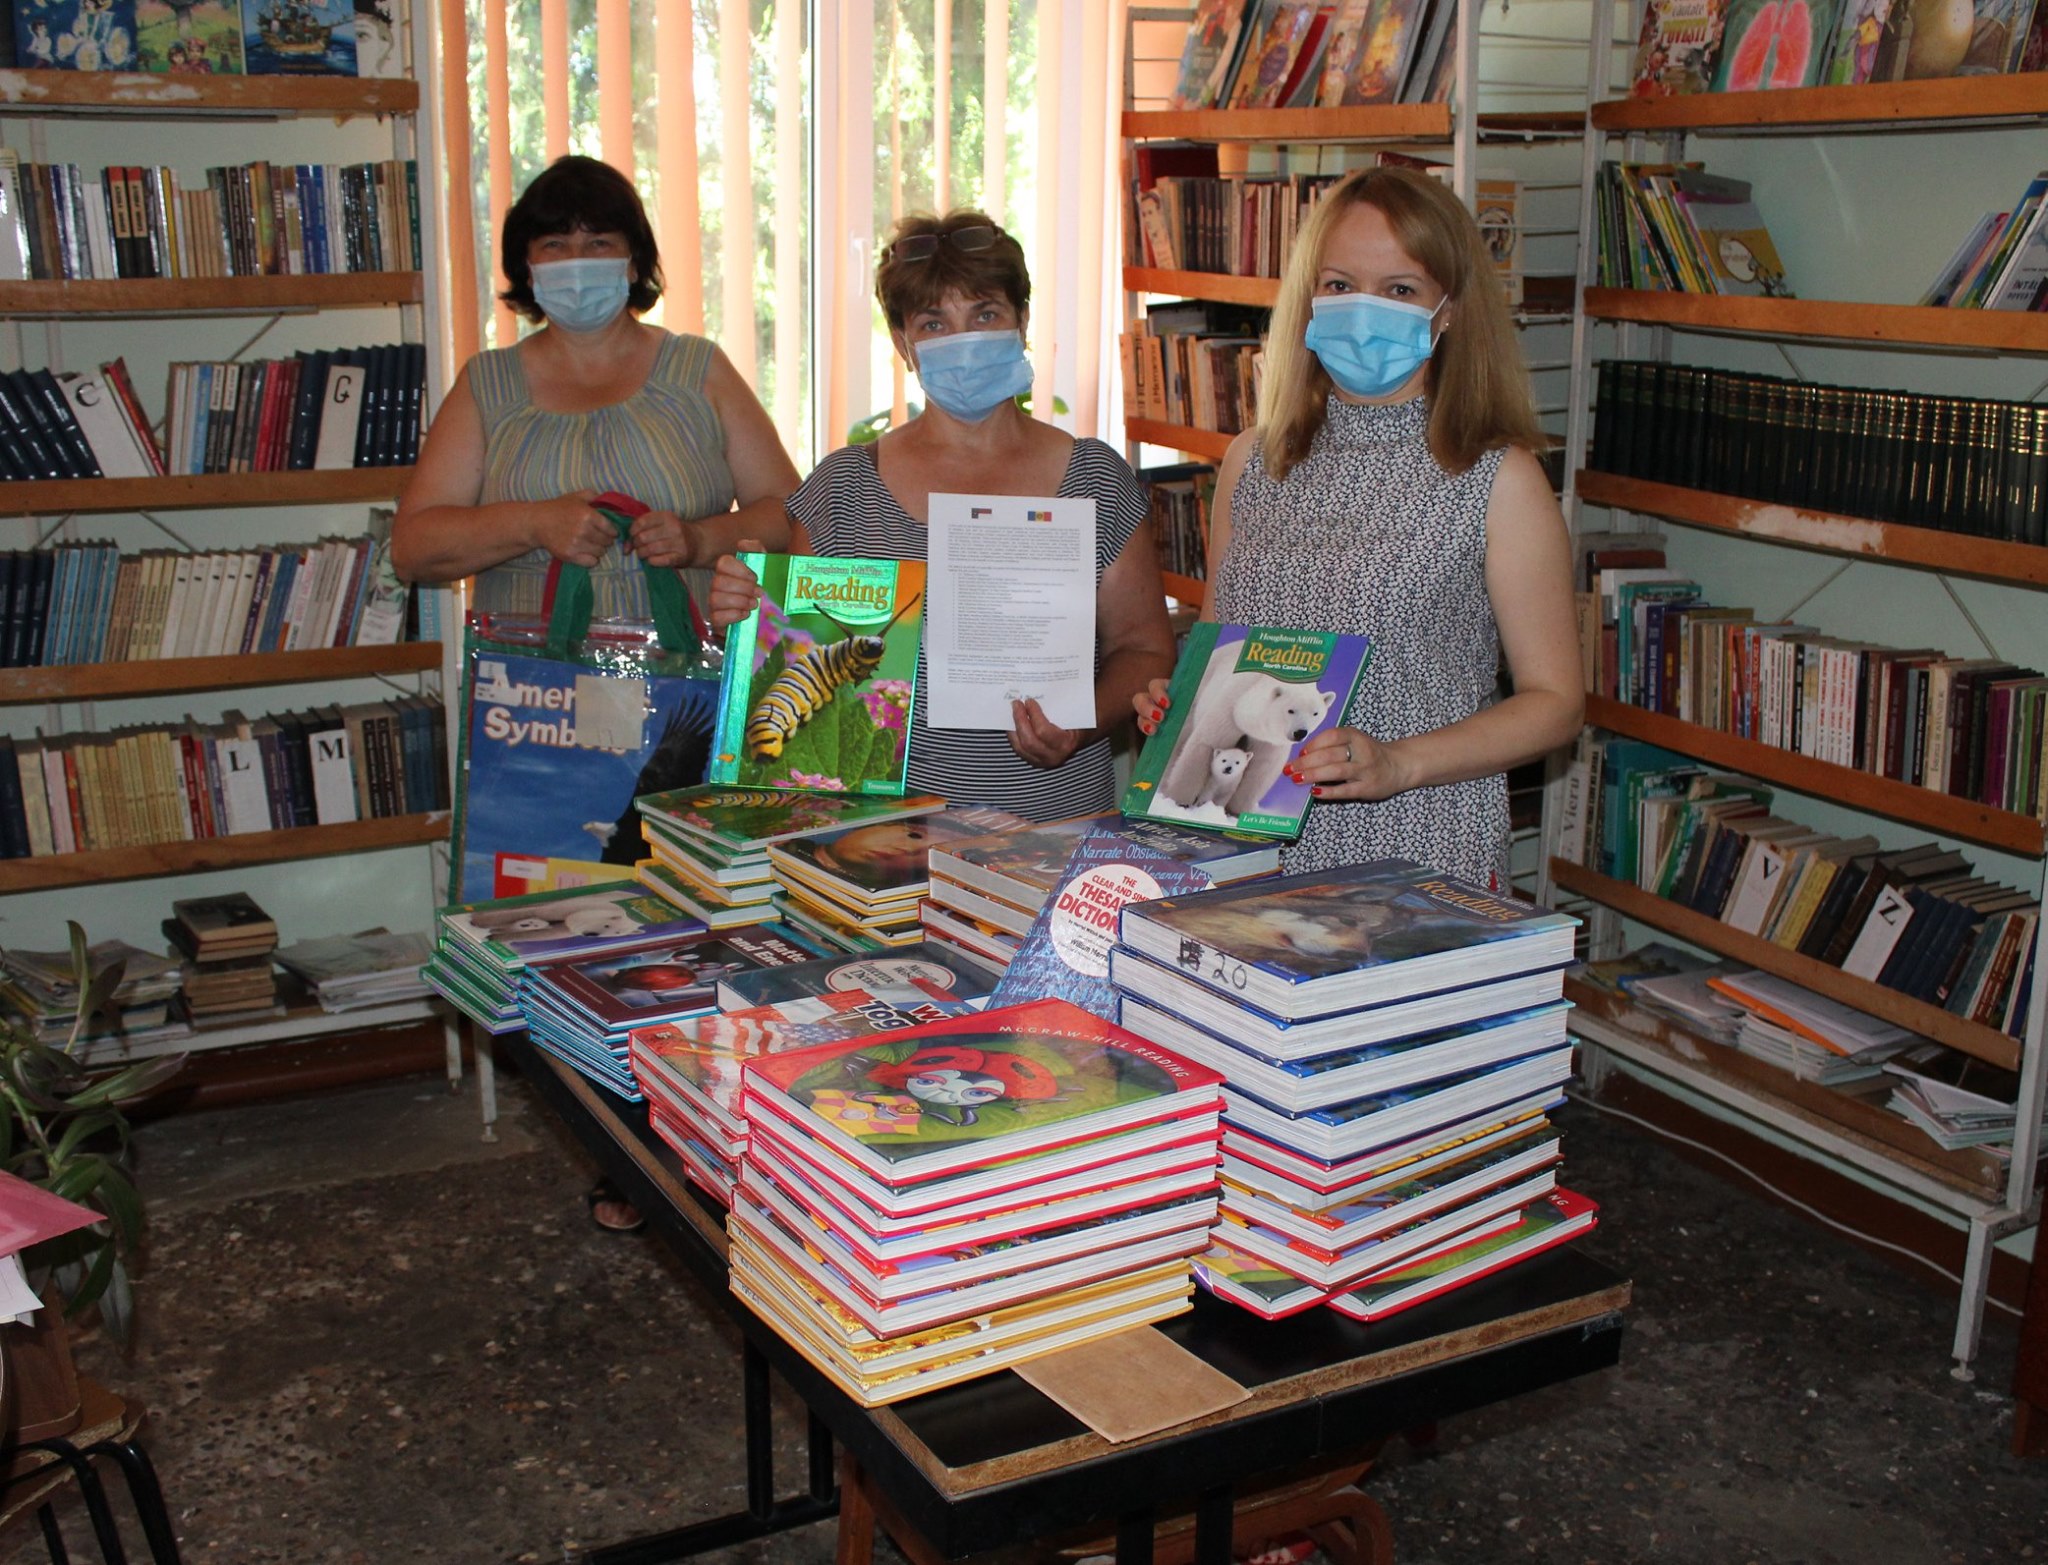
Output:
[636, 786, 947, 856]
[1123, 623, 1369, 840]
[710, 554, 926, 796]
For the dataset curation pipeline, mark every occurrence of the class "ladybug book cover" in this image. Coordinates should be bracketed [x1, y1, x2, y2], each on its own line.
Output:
[710, 553, 925, 796]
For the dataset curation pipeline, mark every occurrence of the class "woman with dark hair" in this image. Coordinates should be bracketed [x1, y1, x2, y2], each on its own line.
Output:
[395, 155, 798, 617]
[707, 209, 1177, 821]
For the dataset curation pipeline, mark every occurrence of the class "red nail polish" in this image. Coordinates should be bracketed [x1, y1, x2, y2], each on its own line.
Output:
[1311, 786, 1325, 797]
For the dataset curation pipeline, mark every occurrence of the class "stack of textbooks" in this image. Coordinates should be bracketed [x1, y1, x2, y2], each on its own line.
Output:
[165, 891, 279, 1023]
[0, 937, 186, 1048]
[1105, 860, 1597, 1321]
[515, 925, 821, 1098]
[762, 805, 1025, 953]
[724, 999, 1225, 1405]
[273, 928, 434, 1013]
[629, 786, 943, 932]
[423, 881, 709, 1041]
[922, 812, 1281, 973]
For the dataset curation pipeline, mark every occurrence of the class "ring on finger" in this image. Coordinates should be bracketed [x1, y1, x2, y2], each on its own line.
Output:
[1343, 742, 1354, 764]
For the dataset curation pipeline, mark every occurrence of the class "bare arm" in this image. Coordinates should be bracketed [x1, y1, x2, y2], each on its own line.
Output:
[1133, 427, 1256, 733]
[1295, 446, 1585, 798]
[392, 365, 613, 584]
[629, 346, 800, 567]
[705, 515, 814, 631]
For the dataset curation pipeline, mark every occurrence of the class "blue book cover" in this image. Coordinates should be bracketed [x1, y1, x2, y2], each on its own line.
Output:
[242, 0, 356, 74]
[990, 830, 1215, 1022]
[16, 0, 140, 68]
[717, 941, 1000, 1013]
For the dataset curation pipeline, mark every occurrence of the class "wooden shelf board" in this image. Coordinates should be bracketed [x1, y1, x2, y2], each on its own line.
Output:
[0, 643, 443, 704]
[1547, 858, 2023, 1071]
[0, 71, 419, 118]
[1477, 111, 1588, 137]
[0, 274, 423, 317]
[1124, 267, 1280, 307]
[1580, 289, 2048, 353]
[1162, 571, 1207, 604]
[1121, 105, 1454, 143]
[1576, 470, 2048, 588]
[0, 813, 450, 893]
[2, 467, 413, 516]
[1590, 75, 2048, 134]
[1584, 695, 2047, 857]
[1125, 419, 1237, 461]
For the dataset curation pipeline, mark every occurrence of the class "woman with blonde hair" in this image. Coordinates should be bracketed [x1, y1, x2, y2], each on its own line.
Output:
[1134, 165, 1582, 887]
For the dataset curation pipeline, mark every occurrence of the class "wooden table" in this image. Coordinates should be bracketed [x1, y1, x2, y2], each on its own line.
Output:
[508, 1035, 1631, 1564]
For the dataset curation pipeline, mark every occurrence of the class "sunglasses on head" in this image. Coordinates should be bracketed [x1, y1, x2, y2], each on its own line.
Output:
[886, 225, 1004, 263]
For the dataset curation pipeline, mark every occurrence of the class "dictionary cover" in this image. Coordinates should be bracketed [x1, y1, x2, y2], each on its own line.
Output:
[710, 553, 927, 796]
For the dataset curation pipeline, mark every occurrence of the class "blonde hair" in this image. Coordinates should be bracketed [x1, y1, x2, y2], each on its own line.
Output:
[1259, 166, 1544, 481]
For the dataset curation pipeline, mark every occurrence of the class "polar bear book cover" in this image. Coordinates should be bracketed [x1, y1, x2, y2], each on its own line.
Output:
[1122, 622, 1371, 840]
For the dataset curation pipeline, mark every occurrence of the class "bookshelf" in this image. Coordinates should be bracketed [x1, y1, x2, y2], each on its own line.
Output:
[1551, 0, 2048, 1379]
[0, 53, 456, 1084]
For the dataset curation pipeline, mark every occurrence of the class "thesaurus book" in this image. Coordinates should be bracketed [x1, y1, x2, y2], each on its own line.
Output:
[1122, 622, 1370, 840]
[711, 553, 927, 796]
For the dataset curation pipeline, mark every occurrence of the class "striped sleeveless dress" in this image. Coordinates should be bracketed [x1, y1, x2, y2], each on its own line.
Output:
[789, 437, 1150, 822]
[468, 331, 734, 621]
[1215, 395, 1512, 888]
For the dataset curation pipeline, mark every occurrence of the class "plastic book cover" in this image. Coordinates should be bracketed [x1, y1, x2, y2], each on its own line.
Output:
[989, 831, 1214, 1021]
[137, 0, 245, 71]
[741, 998, 1222, 1174]
[764, 804, 1028, 906]
[635, 785, 946, 852]
[709, 553, 926, 795]
[1628, 0, 1729, 94]
[1123, 623, 1369, 840]
[717, 942, 999, 1013]
[1327, 1187, 1599, 1321]
[15, 0, 139, 68]
[456, 644, 720, 903]
[438, 881, 706, 968]
[528, 927, 817, 1030]
[242, 0, 355, 73]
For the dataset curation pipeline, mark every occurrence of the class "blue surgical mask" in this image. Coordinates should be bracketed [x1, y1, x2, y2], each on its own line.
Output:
[914, 330, 1033, 423]
[1303, 293, 1444, 400]
[530, 257, 632, 333]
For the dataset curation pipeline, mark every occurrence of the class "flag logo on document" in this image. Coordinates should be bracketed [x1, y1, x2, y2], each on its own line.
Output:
[971, 507, 994, 518]
[1026, 509, 1053, 521]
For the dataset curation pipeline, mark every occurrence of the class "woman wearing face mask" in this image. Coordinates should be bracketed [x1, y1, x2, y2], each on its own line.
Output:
[1133, 166, 1581, 888]
[707, 210, 1176, 820]
[394, 155, 798, 615]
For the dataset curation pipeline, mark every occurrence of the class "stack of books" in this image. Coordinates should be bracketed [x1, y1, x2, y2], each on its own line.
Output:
[517, 925, 821, 1098]
[165, 892, 280, 1024]
[922, 813, 1281, 974]
[1705, 969, 1919, 1085]
[763, 805, 1026, 954]
[273, 928, 435, 1013]
[1107, 860, 1599, 1322]
[629, 786, 943, 932]
[1882, 1043, 2048, 1155]
[0, 938, 186, 1048]
[725, 999, 1225, 1405]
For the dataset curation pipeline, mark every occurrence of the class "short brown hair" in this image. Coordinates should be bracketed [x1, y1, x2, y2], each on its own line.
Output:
[874, 210, 1030, 331]
[499, 156, 664, 324]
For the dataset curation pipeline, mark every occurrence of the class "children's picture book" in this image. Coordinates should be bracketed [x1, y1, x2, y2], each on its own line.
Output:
[1123, 624, 1370, 840]
[1672, 169, 1795, 297]
[439, 881, 706, 969]
[1329, 0, 1427, 104]
[1711, 0, 1837, 88]
[527, 927, 816, 1031]
[242, 0, 355, 73]
[1225, 0, 1321, 108]
[715, 941, 1001, 1013]
[136, 0, 245, 71]
[635, 786, 947, 855]
[989, 831, 1215, 1021]
[1628, 0, 1730, 94]
[1170, 0, 1262, 108]
[1326, 1186, 1599, 1322]
[348, 0, 406, 76]
[1818, 0, 1894, 80]
[710, 553, 926, 796]
[1191, 1237, 1331, 1319]
[931, 813, 1280, 910]
[1117, 859, 1579, 1020]
[16, 0, 139, 68]
[763, 804, 1027, 908]
[1315, 0, 1378, 106]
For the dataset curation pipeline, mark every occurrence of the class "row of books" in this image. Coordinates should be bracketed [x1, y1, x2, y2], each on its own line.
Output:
[164, 347, 424, 477]
[1143, 462, 1215, 586]
[1922, 169, 2048, 311]
[0, 361, 153, 481]
[1593, 161, 1793, 297]
[0, 526, 411, 671]
[1557, 738, 2039, 1035]
[1120, 302, 1265, 436]
[0, 156, 420, 284]
[0, 694, 448, 859]
[1589, 359, 2048, 545]
[1631, 0, 2048, 97]
[1171, 0, 1456, 112]
[1129, 163, 1343, 279]
[5, 0, 409, 79]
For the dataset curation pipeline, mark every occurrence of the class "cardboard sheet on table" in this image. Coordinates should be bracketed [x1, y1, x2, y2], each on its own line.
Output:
[1014, 1326, 1248, 1443]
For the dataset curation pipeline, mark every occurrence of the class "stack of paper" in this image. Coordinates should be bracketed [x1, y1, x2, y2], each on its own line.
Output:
[274, 929, 435, 1012]
[1883, 1043, 2047, 1153]
[1706, 970, 1918, 1082]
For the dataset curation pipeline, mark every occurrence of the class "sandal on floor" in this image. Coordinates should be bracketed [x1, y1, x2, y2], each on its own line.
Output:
[586, 1179, 646, 1234]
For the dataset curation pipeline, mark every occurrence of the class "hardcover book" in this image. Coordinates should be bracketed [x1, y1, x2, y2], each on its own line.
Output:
[1122, 623, 1370, 840]
[931, 812, 1280, 910]
[1627, 0, 1729, 93]
[439, 881, 707, 969]
[1169, 0, 1262, 108]
[14, 0, 139, 69]
[709, 553, 926, 796]
[527, 926, 818, 1032]
[1225, 0, 1320, 109]
[1326, 1186, 1600, 1322]
[1191, 1237, 1331, 1319]
[137, 0, 245, 72]
[1709, 0, 1834, 89]
[243, 0, 356, 74]
[715, 941, 1000, 1013]
[762, 804, 1028, 910]
[634, 786, 947, 855]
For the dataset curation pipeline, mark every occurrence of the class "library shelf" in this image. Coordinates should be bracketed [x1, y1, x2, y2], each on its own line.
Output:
[1547, 858, 2024, 1072]
[1125, 418, 1236, 461]
[71, 993, 447, 1069]
[1588, 74, 2048, 135]
[0, 70, 420, 119]
[1580, 290, 2048, 354]
[1124, 267, 1281, 307]
[1121, 104, 1453, 143]
[0, 812, 451, 894]
[1583, 694, 2048, 858]
[1575, 471, 2048, 589]
[0, 274, 426, 318]
[0, 643, 444, 704]
[2, 468, 415, 516]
